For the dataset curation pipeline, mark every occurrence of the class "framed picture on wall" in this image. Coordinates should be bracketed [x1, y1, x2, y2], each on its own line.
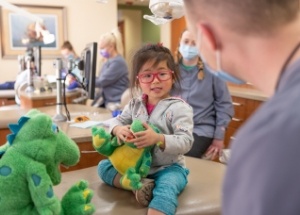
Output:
[0, 4, 67, 59]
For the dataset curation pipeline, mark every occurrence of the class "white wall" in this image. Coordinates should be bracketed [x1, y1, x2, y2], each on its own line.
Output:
[160, 22, 171, 49]
[0, 0, 117, 82]
[120, 9, 142, 66]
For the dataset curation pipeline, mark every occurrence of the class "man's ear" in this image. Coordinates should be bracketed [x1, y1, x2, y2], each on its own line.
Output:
[196, 23, 218, 51]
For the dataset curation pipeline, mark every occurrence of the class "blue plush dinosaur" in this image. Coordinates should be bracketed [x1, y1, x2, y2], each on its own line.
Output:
[0, 109, 95, 215]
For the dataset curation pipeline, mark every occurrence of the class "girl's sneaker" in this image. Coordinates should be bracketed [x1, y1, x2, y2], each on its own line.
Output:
[134, 178, 155, 207]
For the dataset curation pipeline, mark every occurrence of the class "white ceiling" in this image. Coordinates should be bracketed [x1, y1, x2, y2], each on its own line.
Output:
[117, 0, 149, 6]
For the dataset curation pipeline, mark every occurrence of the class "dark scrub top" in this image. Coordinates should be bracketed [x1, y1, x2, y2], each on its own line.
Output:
[223, 59, 300, 215]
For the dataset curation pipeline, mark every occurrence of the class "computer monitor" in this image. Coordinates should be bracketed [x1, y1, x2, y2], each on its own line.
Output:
[80, 42, 97, 100]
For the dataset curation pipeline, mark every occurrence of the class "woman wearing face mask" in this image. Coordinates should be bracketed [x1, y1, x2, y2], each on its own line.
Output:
[60, 41, 81, 90]
[61, 41, 79, 60]
[93, 29, 129, 109]
[171, 29, 234, 160]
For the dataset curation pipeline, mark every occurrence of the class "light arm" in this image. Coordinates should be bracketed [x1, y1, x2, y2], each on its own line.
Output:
[0, 0, 43, 22]
[0, 0, 55, 44]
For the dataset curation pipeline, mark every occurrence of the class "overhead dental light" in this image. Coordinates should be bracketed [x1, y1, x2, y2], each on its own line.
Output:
[0, 0, 55, 45]
[144, 0, 184, 25]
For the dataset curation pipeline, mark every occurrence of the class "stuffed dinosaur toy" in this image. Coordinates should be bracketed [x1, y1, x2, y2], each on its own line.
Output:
[91, 119, 160, 191]
[0, 109, 95, 215]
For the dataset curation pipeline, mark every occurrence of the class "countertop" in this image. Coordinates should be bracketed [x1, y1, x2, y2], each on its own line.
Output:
[0, 90, 15, 99]
[0, 104, 112, 143]
[54, 157, 225, 215]
[0, 86, 268, 143]
[1, 87, 268, 102]
[228, 86, 268, 101]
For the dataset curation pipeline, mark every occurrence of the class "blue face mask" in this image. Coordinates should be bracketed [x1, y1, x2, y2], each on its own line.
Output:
[197, 32, 245, 84]
[100, 49, 110, 58]
[67, 53, 74, 60]
[62, 53, 73, 60]
[179, 44, 198, 60]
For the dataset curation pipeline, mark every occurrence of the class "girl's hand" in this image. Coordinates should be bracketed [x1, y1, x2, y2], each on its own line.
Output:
[131, 123, 161, 149]
[204, 139, 224, 160]
[112, 125, 134, 145]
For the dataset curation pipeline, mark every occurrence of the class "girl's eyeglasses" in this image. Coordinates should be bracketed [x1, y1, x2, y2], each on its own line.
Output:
[137, 70, 174, 84]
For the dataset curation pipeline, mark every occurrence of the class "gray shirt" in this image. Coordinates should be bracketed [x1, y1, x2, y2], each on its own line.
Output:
[172, 64, 234, 139]
[95, 55, 129, 105]
[223, 59, 300, 215]
[109, 96, 194, 174]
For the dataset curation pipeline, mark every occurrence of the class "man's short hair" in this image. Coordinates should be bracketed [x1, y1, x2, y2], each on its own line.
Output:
[184, 0, 299, 34]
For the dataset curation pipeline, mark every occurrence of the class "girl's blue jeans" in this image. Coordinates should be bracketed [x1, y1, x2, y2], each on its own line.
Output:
[98, 159, 189, 215]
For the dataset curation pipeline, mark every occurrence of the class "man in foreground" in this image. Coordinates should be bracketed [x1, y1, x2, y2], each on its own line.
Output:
[183, 0, 300, 214]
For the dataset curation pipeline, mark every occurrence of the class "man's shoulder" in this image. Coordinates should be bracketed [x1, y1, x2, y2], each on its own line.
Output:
[224, 86, 300, 215]
[232, 89, 300, 155]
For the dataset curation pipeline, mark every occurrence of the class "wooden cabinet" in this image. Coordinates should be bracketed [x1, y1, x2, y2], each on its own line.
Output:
[0, 127, 105, 172]
[0, 90, 16, 106]
[224, 96, 263, 148]
[0, 129, 11, 145]
[20, 91, 80, 109]
[61, 141, 105, 172]
[0, 104, 111, 171]
[0, 98, 16, 106]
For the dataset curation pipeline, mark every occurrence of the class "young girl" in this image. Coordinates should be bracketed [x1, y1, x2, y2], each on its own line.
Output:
[97, 44, 194, 215]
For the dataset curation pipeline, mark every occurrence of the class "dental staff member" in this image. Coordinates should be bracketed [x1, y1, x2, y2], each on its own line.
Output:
[183, 0, 300, 214]
[172, 29, 233, 160]
[93, 29, 129, 108]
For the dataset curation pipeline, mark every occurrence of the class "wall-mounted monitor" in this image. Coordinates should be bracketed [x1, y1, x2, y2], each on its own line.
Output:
[80, 42, 97, 100]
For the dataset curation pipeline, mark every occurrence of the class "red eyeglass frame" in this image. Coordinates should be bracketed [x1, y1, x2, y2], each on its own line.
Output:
[137, 70, 174, 83]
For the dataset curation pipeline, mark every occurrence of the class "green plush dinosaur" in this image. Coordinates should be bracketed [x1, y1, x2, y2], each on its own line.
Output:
[91, 119, 160, 191]
[0, 109, 95, 215]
